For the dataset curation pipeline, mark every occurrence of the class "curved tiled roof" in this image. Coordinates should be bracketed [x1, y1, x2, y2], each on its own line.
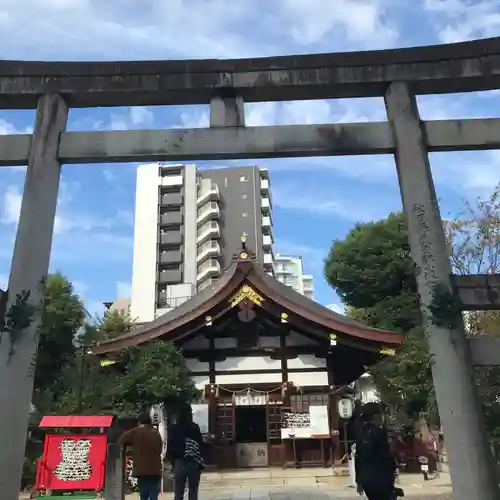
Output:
[91, 252, 403, 355]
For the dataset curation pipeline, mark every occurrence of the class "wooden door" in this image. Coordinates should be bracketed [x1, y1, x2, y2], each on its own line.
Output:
[267, 405, 284, 466]
[214, 404, 235, 468]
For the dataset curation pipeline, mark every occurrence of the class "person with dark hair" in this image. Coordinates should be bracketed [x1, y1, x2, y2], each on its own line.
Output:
[354, 402, 398, 500]
[119, 412, 163, 500]
[167, 402, 205, 500]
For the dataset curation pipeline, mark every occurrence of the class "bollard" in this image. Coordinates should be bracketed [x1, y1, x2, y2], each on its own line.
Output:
[105, 442, 125, 500]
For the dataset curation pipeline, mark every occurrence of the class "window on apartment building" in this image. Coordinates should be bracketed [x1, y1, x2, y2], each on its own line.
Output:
[240, 175, 248, 182]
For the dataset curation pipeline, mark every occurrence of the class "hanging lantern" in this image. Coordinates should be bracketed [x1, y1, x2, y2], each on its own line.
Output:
[338, 398, 354, 419]
[281, 312, 288, 324]
[329, 333, 337, 346]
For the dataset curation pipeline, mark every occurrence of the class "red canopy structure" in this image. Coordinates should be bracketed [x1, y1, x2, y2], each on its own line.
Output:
[39, 415, 114, 428]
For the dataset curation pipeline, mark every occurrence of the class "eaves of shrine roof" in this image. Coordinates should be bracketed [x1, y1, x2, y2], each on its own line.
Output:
[91, 246, 403, 356]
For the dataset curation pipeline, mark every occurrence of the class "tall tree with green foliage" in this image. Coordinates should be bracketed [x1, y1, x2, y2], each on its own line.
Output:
[324, 184, 500, 442]
[324, 212, 433, 424]
[32, 273, 86, 412]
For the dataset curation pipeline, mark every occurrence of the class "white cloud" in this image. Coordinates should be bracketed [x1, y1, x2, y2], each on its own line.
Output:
[278, 0, 398, 48]
[0, 186, 22, 225]
[0, 119, 32, 135]
[326, 303, 345, 315]
[424, 0, 500, 43]
[0, 273, 7, 290]
[0, 0, 401, 62]
[116, 281, 132, 298]
[0, 181, 134, 235]
[273, 184, 391, 222]
[102, 169, 115, 182]
[108, 106, 155, 131]
[72, 280, 89, 297]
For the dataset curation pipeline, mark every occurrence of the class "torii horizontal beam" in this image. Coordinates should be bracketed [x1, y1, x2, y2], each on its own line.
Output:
[1, 118, 500, 166]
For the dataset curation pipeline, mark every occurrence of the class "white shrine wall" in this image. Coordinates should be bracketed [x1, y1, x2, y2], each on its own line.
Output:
[181, 330, 328, 388]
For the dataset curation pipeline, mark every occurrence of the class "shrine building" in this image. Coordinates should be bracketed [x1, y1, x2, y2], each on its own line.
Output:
[92, 243, 403, 469]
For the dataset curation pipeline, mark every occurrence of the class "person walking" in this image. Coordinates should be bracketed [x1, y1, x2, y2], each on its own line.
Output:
[167, 402, 205, 500]
[119, 413, 163, 500]
[354, 402, 398, 500]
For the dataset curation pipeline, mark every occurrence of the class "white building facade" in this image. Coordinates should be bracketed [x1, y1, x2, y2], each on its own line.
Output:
[275, 254, 314, 300]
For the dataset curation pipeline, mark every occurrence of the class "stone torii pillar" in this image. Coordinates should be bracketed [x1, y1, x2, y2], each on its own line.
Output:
[384, 82, 499, 500]
[0, 94, 67, 500]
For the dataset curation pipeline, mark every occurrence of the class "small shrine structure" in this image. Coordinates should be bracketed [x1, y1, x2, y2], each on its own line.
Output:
[92, 243, 403, 468]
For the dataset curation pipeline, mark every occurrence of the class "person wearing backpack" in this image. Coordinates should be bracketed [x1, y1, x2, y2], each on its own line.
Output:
[167, 403, 205, 500]
[354, 402, 398, 500]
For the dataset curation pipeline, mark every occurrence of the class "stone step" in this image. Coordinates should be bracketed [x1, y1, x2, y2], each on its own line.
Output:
[199, 467, 349, 490]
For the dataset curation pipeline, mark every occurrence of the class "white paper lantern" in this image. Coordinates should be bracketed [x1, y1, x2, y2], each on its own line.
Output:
[338, 398, 354, 419]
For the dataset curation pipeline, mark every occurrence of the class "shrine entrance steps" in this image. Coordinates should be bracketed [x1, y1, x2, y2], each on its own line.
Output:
[199, 467, 349, 490]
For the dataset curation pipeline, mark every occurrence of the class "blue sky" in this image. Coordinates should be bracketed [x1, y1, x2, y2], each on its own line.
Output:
[1, 0, 500, 317]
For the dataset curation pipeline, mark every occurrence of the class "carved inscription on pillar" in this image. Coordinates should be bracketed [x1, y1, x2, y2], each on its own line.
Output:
[410, 203, 441, 326]
[411, 204, 438, 288]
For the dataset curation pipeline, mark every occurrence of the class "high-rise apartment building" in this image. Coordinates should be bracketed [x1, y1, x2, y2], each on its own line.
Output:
[131, 163, 274, 322]
[274, 254, 314, 300]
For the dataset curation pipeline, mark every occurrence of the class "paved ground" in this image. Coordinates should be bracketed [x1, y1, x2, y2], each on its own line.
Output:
[124, 487, 452, 499]
[20, 471, 453, 499]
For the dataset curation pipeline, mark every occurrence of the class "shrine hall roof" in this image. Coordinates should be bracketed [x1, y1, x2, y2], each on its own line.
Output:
[91, 245, 403, 356]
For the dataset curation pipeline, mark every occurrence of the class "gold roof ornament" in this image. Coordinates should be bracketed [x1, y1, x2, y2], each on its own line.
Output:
[380, 347, 396, 356]
[100, 359, 117, 367]
[229, 285, 264, 307]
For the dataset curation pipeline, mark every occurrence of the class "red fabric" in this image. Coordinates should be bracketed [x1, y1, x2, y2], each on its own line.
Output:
[39, 415, 113, 428]
[36, 434, 108, 492]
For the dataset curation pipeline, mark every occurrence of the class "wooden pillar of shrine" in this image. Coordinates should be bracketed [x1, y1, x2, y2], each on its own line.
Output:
[327, 355, 341, 464]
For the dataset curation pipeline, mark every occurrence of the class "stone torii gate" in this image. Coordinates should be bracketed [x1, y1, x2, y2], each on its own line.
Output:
[1, 38, 500, 500]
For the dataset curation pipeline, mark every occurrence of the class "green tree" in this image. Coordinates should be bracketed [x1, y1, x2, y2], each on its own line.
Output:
[324, 184, 500, 441]
[33, 273, 86, 412]
[56, 308, 198, 417]
[324, 212, 433, 425]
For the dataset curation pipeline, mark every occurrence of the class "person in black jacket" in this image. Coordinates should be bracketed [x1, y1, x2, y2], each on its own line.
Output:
[167, 403, 205, 500]
[355, 402, 397, 500]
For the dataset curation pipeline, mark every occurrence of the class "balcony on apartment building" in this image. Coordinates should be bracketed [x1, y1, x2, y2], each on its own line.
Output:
[198, 278, 213, 291]
[160, 192, 183, 207]
[275, 263, 293, 274]
[161, 174, 183, 187]
[160, 230, 183, 246]
[156, 283, 195, 314]
[263, 252, 274, 265]
[263, 234, 274, 248]
[197, 201, 220, 226]
[196, 221, 220, 245]
[159, 249, 182, 264]
[262, 215, 272, 228]
[197, 182, 220, 206]
[303, 275, 314, 291]
[158, 268, 182, 284]
[197, 259, 221, 283]
[261, 196, 272, 210]
[197, 240, 220, 263]
[160, 211, 182, 226]
[260, 178, 269, 193]
[263, 252, 275, 276]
